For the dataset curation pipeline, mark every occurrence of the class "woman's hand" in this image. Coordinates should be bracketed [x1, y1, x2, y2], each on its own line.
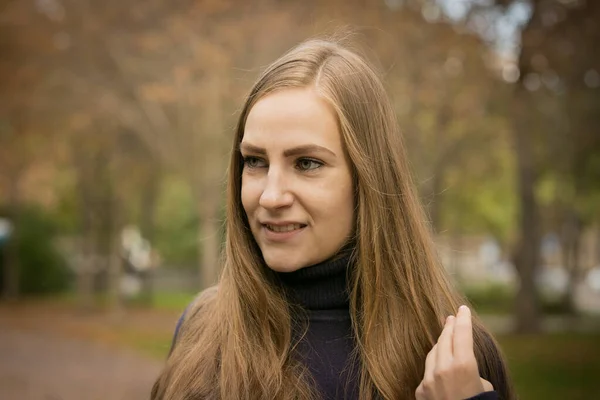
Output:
[415, 305, 494, 400]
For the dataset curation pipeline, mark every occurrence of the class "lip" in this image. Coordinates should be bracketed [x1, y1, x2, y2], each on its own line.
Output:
[260, 222, 307, 242]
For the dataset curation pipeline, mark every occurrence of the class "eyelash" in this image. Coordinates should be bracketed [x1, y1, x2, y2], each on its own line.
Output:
[242, 156, 323, 172]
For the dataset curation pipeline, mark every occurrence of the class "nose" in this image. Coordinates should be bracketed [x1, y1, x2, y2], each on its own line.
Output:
[259, 169, 294, 210]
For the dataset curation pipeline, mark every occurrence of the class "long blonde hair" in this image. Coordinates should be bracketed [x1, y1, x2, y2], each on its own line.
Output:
[152, 38, 515, 400]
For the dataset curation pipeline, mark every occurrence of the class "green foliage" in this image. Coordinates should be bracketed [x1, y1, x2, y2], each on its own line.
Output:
[154, 176, 199, 265]
[55, 289, 197, 312]
[0, 205, 71, 294]
[439, 120, 518, 243]
[127, 290, 197, 311]
[463, 282, 576, 316]
[463, 282, 516, 315]
[499, 333, 600, 399]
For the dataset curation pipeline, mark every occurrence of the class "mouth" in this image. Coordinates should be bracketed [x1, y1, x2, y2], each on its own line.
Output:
[263, 223, 307, 233]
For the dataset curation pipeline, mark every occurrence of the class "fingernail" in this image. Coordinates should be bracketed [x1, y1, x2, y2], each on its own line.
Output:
[459, 305, 469, 313]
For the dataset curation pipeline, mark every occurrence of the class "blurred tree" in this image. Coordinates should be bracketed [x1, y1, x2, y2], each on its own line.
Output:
[15, 0, 174, 310]
[504, 1, 545, 332]
[529, 0, 600, 313]
[0, 0, 61, 299]
[469, 0, 600, 330]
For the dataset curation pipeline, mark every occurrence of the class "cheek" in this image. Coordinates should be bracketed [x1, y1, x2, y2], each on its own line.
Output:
[336, 182, 355, 232]
[240, 177, 257, 216]
[338, 189, 355, 226]
[314, 184, 354, 224]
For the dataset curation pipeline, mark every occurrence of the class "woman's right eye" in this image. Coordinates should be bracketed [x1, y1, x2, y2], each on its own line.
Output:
[242, 156, 267, 169]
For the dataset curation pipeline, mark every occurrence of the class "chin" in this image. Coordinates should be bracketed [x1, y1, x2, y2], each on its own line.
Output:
[263, 254, 309, 273]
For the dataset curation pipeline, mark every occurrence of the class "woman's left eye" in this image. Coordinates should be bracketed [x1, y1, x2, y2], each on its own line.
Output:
[296, 158, 323, 171]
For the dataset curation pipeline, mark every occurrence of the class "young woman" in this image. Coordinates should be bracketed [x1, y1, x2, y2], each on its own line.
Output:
[151, 38, 516, 400]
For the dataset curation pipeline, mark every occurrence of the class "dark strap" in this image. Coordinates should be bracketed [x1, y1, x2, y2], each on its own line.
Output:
[465, 391, 498, 400]
[168, 307, 188, 356]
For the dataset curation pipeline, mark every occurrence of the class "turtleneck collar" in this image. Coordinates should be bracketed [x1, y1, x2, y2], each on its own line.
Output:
[276, 252, 353, 310]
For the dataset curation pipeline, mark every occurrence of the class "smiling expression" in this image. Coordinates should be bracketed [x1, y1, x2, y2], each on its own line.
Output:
[240, 87, 355, 273]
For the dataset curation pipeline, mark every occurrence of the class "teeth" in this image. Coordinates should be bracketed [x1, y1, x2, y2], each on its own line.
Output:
[266, 224, 303, 232]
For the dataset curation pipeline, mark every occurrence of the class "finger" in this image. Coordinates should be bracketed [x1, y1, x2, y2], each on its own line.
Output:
[480, 378, 494, 392]
[436, 315, 455, 367]
[453, 305, 475, 362]
[423, 343, 437, 382]
[415, 383, 425, 400]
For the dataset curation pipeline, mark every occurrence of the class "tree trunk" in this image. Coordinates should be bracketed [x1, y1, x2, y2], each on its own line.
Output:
[511, 91, 542, 333]
[140, 164, 160, 243]
[195, 73, 226, 290]
[106, 222, 123, 316]
[560, 209, 582, 315]
[427, 171, 443, 233]
[105, 175, 123, 316]
[76, 222, 96, 312]
[197, 199, 221, 290]
[75, 149, 97, 311]
[426, 102, 452, 233]
[139, 163, 160, 306]
[2, 173, 21, 300]
[451, 231, 466, 285]
[596, 225, 600, 268]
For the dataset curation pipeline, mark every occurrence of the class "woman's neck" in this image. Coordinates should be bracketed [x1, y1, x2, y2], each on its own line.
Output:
[275, 252, 353, 310]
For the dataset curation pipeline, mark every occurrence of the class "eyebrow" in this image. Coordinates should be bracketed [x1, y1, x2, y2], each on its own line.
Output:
[239, 142, 337, 158]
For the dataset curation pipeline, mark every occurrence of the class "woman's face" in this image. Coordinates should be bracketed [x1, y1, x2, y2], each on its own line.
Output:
[241, 87, 354, 273]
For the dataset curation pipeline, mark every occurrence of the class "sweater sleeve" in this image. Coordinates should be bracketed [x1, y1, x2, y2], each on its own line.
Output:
[167, 287, 218, 357]
[465, 391, 498, 400]
[168, 309, 188, 356]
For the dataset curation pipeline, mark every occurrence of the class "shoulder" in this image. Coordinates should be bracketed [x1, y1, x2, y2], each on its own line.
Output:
[170, 285, 219, 354]
[186, 285, 219, 318]
[180, 285, 219, 327]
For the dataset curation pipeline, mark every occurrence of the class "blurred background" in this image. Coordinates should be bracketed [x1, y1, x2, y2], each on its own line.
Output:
[0, 0, 599, 399]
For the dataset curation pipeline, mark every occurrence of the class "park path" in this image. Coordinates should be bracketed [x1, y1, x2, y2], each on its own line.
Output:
[0, 327, 162, 400]
[0, 301, 178, 400]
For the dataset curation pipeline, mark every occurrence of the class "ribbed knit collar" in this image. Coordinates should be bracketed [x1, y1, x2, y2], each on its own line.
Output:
[276, 252, 353, 310]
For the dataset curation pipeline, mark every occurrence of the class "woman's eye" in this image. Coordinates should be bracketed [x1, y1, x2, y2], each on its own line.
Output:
[243, 156, 266, 169]
[296, 158, 323, 171]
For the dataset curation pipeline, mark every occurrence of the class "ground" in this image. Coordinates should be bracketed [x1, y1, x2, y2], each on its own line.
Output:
[0, 327, 161, 400]
[0, 301, 178, 400]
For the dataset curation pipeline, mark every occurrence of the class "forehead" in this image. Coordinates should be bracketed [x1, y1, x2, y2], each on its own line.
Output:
[243, 87, 342, 149]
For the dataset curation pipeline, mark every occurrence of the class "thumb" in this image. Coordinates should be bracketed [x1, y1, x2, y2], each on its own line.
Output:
[480, 378, 494, 392]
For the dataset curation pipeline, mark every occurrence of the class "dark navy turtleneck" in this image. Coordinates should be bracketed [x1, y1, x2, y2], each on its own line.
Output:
[277, 254, 359, 399]
[275, 253, 499, 400]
